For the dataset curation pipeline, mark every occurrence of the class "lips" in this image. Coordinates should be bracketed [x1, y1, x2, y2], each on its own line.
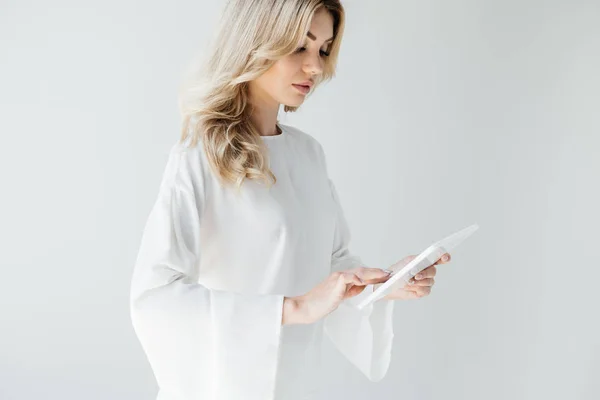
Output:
[292, 84, 311, 94]
[294, 80, 313, 88]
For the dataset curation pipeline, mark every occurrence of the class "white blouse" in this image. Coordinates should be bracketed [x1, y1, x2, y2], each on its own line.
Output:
[129, 123, 396, 400]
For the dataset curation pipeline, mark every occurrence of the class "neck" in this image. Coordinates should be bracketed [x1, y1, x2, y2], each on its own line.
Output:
[248, 91, 280, 137]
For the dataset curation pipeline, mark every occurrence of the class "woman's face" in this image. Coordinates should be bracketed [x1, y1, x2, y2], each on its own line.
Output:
[249, 8, 334, 109]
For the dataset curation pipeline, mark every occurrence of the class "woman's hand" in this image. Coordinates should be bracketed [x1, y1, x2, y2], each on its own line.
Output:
[283, 267, 392, 325]
[374, 253, 452, 301]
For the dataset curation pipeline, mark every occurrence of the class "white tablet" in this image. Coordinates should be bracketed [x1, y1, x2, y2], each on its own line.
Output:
[355, 223, 479, 310]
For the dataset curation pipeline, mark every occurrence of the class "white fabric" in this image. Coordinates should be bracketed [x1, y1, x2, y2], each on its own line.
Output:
[129, 123, 395, 400]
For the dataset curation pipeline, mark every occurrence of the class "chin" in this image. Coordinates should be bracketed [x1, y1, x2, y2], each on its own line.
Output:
[283, 97, 305, 108]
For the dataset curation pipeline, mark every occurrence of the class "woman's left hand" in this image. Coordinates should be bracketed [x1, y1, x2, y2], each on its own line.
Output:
[374, 253, 452, 300]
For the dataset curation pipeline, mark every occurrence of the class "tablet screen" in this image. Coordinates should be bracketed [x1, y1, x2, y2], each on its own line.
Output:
[355, 223, 479, 310]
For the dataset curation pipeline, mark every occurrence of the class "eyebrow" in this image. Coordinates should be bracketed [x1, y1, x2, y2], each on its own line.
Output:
[307, 31, 334, 42]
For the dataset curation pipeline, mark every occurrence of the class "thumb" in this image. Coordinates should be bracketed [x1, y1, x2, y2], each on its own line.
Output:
[335, 272, 362, 295]
[340, 272, 363, 286]
[357, 267, 392, 284]
[337, 273, 366, 299]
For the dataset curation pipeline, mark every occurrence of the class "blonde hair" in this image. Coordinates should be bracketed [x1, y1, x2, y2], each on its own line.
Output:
[178, 0, 345, 191]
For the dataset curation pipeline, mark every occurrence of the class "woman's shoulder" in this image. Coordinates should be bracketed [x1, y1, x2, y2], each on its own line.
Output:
[159, 134, 210, 192]
[168, 134, 202, 156]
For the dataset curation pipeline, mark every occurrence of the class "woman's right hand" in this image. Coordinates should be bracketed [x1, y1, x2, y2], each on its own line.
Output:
[282, 267, 392, 325]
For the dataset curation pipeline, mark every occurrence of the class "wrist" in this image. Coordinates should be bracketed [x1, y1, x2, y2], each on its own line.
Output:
[283, 296, 308, 325]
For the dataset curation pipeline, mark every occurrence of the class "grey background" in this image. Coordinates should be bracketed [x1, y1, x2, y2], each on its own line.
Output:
[1, 0, 598, 399]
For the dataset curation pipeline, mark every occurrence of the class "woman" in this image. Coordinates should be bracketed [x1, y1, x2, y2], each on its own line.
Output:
[129, 1, 451, 399]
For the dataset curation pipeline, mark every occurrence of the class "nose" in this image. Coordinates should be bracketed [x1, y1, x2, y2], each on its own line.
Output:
[302, 51, 324, 77]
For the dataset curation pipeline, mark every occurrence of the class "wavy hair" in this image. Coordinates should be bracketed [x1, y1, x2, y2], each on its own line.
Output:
[177, 0, 345, 191]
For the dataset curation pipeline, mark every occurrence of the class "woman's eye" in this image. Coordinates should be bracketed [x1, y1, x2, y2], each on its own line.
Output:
[294, 46, 330, 57]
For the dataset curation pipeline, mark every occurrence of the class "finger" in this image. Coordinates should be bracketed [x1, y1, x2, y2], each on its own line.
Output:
[413, 265, 437, 280]
[336, 274, 364, 300]
[435, 253, 451, 265]
[407, 277, 434, 287]
[401, 290, 420, 300]
[334, 272, 361, 291]
[363, 275, 392, 285]
[346, 284, 366, 298]
[355, 267, 392, 284]
[408, 285, 431, 297]
[341, 272, 364, 286]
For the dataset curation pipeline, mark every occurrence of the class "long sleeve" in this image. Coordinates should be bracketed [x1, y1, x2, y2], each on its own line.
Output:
[322, 177, 395, 382]
[129, 144, 284, 400]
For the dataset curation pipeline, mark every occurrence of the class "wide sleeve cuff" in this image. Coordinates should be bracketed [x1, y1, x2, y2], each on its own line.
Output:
[131, 280, 285, 399]
[324, 286, 395, 382]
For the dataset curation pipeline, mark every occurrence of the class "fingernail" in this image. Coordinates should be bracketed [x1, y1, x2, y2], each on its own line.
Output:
[383, 269, 393, 274]
[416, 274, 423, 279]
[443, 255, 449, 261]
